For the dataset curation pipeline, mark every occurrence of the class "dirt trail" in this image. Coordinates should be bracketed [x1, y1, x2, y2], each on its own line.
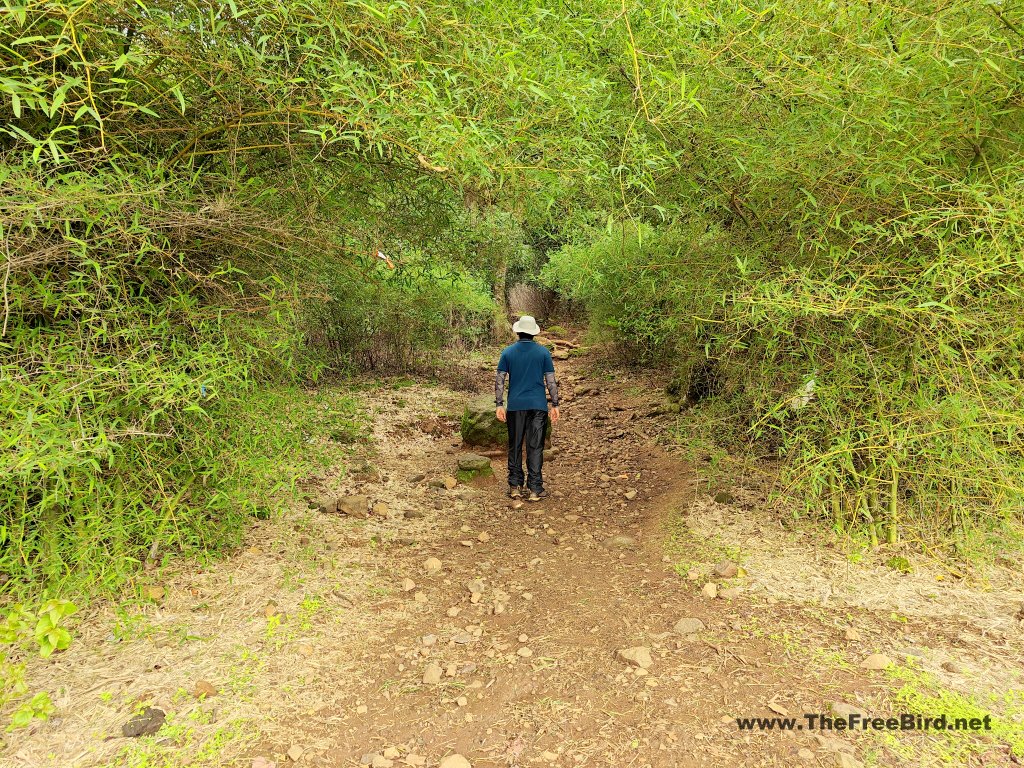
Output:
[293, 341, 878, 768]
[5, 332, 1022, 768]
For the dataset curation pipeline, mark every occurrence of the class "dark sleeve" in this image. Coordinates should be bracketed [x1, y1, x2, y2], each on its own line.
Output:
[497, 350, 509, 373]
[544, 371, 559, 406]
[495, 370, 507, 406]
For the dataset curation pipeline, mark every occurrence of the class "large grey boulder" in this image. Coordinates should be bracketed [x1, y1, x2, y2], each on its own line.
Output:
[461, 399, 506, 446]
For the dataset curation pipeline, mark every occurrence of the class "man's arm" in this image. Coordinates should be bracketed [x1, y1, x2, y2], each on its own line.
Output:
[544, 352, 560, 424]
[544, 371, 559, 407]
[495, 370, 508, 406]
[495, 352, 509, 422]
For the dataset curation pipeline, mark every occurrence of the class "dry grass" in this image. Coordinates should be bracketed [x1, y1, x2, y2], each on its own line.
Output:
[676, 480, 1024, 718]
[2, 509, 421, 767]
[683, 485, 1024, 630]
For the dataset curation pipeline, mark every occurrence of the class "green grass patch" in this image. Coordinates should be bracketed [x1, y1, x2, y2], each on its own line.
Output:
[457, 466, 494, 483]
[101, 712, 255, 768]
[885, 664, 1024, 763]
[663, 504, 746, 576]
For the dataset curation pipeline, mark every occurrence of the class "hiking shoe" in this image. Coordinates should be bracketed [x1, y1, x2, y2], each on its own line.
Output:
[526, 489, 549, 503]
[508, 485, 523, 499]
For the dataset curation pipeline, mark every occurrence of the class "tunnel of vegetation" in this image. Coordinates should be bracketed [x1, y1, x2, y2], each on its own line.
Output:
[1, 0, 1022, 596]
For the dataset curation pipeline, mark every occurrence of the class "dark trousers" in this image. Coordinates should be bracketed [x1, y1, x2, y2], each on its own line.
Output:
[506, 409, 547, 492]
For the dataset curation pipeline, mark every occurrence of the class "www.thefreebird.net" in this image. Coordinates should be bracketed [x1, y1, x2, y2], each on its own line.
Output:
[736, 713, 993, 732]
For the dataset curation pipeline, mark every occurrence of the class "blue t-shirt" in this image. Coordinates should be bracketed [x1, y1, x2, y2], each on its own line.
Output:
[497, 340, 555, 411]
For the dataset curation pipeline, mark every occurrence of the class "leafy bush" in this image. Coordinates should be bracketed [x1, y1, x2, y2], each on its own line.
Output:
[540, 0, 1024, 547]
[0, 599, 77, 731]
[0, 0, 554, 596]
[304, 248, 498, 373]
[541, 222, 738, 362]
[0, 177, 307, 595]
[722, 251, 1024, 543]
[545, 222, 1024, 544]
[317, 268, 495, 372]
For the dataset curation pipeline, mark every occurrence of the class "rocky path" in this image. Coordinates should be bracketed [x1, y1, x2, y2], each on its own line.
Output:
[259, 340, 886, 768]
[6, 332, 1021, 768]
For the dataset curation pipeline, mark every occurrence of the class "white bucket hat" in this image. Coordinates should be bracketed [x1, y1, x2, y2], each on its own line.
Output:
[512, 315, 541, 335]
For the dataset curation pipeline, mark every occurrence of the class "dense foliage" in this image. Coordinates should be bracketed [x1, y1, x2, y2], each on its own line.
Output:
[0, 0, 544, 595]
[542, 0, 1024, 543]
[2, 0, 1022, 595]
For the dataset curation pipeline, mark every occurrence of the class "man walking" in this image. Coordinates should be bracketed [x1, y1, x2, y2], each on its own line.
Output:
[495, 315, 561, 502]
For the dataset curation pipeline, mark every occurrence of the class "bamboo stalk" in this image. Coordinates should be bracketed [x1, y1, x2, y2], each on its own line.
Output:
[860, 492, 879, 548]
[886, 465, 899, 545]
[866, 474, 881, 548]
[830, 478, 843, 533]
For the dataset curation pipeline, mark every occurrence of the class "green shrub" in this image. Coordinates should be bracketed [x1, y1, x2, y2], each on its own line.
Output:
[722, 252, 1024, 544]
[541, 222, 738, 362]
[0, 0, 542, 598]
[544, 222, 1024, 545]
[0, 599, 77, 731]
[539, 0, 1024, 547]
[305, 252, 496, 373]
